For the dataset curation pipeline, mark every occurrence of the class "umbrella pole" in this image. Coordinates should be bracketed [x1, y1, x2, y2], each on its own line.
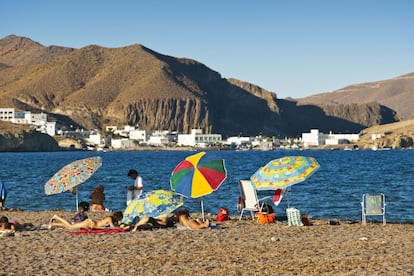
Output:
[201, 200, 205, 221]
[76, 190, 79, 211]
[286, 187, 290, 208]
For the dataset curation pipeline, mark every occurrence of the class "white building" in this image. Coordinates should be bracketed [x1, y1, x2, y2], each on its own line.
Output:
[302, 129, 329, 147]
[129, 129, 148, 142]
[87, 132, 103, 146]
[45, 121, 57, 136]
[325, 131, 360, 145]
[111, 138, 135, 149]
[225, 136, 252, 147]
[0, 108, 56, 136]
[302, 129, 360, 147]
[0, 108, 15, 121]
[177, 129, 222, 147]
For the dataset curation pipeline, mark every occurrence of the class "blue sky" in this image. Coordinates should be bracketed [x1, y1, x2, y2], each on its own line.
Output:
[1, 0, 413, 98]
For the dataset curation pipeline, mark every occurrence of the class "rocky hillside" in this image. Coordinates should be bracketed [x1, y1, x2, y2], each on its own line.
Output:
[0, 35, 401, 137]
[0, 121, 59, 152]
[298, 73, 414, 120]
[356, 119, 414, 149]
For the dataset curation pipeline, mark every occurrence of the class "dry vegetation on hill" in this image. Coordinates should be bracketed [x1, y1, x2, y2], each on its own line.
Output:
[0, 35, 411, 138]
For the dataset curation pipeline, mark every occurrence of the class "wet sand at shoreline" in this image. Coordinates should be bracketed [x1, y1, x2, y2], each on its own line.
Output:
[1, 210, 413, 275]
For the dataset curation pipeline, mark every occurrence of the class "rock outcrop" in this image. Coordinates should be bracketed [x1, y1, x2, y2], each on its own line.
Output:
[0, 130, 59, 152]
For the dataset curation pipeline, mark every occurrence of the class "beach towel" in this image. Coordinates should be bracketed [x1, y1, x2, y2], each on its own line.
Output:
[66, 227, 128, 235]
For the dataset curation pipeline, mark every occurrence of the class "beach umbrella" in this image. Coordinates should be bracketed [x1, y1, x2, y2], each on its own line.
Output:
[170, 151, 227, 220]
[122, 189, 184, 225]
[250, 156, 320, 206]
[44, 156, 102, 210]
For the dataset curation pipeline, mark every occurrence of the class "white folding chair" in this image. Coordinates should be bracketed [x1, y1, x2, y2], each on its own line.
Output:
[361, 193, 386, 225]
[238, 180, 271, 220]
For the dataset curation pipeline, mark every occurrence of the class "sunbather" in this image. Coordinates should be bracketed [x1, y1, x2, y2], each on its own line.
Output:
[174, 209, 210, 230]
[49, 211, 123, 229]
[131, 215, 177, 231]
[0, 216, 15, 232]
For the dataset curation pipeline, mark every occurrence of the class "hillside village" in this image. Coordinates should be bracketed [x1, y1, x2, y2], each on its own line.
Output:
[1, 35, 414, 151]
[3, 107, 412, 151]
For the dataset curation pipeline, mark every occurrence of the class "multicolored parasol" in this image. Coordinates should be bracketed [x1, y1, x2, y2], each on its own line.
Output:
[251, 156, 320, 206]
[251, 156, 320, 190]
[170, 151, 227, 219]
[44, 156, 102, 209]
[122, 189, 184, 225]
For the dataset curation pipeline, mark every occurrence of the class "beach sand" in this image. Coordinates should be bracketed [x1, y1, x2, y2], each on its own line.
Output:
[1, 210, 413, 275]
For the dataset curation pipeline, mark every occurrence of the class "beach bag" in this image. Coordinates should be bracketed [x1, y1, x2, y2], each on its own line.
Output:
[286, 207, 304, 226]
[257, 212, 275, 224]
[237, 196, 245, 212]
[216, 207, 230, 222]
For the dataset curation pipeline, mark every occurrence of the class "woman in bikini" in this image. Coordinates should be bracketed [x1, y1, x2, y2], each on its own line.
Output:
[174, 209, 210, 230]
[48, 211, 123, 229]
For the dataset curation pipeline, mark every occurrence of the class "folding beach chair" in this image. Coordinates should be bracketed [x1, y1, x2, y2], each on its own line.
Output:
[361, 193, 386, 225]
[238, 180, 271, 220]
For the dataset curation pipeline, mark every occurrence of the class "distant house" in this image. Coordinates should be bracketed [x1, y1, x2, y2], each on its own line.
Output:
[111, 138, 134, 149]
[0, 108, 56, 136]
[177, 129, 222, 147]
[302, 129, 359, 147]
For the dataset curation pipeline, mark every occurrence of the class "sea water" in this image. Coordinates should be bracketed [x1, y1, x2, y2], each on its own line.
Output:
[0, 149, 413, 222]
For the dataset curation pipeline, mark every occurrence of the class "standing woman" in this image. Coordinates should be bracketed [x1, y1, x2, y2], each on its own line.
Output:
[90, 184, 105, 212]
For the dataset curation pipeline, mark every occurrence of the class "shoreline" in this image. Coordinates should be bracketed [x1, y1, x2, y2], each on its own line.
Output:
[1, 210, 413, 275]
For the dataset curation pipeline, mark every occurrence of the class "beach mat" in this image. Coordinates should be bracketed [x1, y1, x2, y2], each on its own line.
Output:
[67, 227, 128, 235]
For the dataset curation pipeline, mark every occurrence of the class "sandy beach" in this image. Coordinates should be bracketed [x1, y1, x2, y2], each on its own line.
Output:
[1, 210, 413, 275]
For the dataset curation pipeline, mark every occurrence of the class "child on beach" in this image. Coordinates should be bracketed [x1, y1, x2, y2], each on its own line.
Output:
[49, 211, 123, 230]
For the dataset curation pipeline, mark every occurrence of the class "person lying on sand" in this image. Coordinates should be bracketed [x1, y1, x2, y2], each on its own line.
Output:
[49, 211, 123, 229]
[131, 215, 177, 231]
[174, 209, 210, 230]
[0, 216, 15, 232]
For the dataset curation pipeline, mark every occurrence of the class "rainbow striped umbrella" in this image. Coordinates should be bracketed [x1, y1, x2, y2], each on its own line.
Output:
[170, 152, 227, 219]
[251, 156, 320, 190]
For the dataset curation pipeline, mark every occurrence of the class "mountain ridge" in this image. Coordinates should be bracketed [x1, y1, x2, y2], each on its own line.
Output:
[298, 73, 414, 120]
[0, 35, 404, 136]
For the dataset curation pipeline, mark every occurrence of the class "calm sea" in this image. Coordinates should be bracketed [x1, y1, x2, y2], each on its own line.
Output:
[0, 149, 413, 222]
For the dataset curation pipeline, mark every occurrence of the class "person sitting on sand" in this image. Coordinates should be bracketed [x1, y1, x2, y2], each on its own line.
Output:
[73, 202, 89, 223]
[49, 211, 123, 229]
[89, 184, 105, 212]
[174, 209, 210, 230]
[0, 216, 15, 232]
[131, 215, 177, 232]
